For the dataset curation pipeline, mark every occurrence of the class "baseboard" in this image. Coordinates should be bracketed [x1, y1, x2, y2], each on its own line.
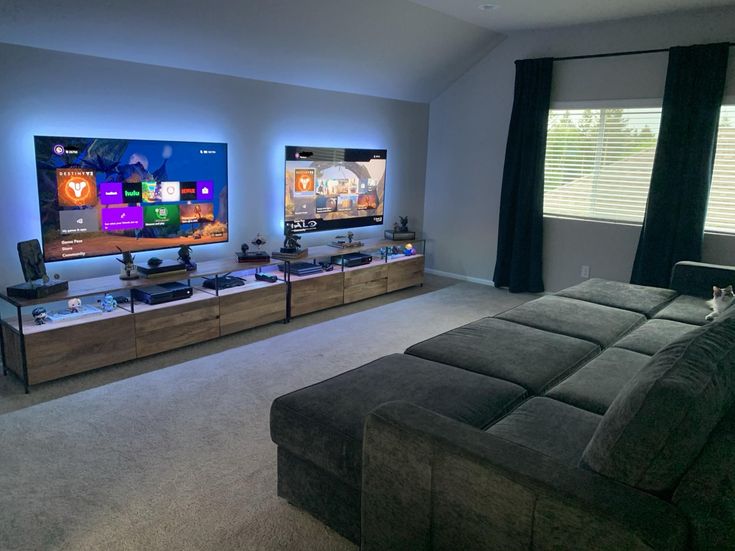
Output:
[424, 268, 494, 287]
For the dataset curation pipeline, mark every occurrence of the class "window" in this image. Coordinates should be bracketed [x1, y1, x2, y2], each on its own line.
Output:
[705, 105, 735, 234]
[543, 107, 662, 223]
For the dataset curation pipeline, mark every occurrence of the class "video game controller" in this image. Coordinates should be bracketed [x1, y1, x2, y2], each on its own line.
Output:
[255, 273, 278, 283]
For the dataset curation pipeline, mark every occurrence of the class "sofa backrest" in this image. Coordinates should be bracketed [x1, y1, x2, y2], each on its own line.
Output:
[579, 316, 735, 495]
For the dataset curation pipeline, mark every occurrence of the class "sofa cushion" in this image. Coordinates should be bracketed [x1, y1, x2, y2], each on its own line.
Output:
[546, 347, 650, 415]
[496, 295, 645, 347]
[556, 278, 677, 316]
[406, 317, 599, 394]
[270, 353, 526, 487]
[653, 295, 710, 325]
[614, 319, 698, 356]
[580, 317, 735, 494]
[486, 397, 601, 466]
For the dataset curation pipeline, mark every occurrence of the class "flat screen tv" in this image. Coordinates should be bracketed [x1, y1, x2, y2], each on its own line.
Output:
[33, 136, 228, 262]
[284, 146, 386, 233]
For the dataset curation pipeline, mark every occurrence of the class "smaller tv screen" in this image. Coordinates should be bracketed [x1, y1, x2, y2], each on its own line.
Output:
[34, 136, 228, 262]
[285, 146, 386, 233]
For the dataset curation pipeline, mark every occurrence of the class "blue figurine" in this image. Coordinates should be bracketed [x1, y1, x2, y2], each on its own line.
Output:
[100, 293, 117, 312]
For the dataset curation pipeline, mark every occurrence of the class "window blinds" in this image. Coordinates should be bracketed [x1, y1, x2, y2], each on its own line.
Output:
[543, 108, 662, 223]
[705, 105, 735, 234]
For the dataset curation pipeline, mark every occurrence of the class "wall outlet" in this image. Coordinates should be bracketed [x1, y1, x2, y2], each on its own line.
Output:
[580, 265, 590, 279]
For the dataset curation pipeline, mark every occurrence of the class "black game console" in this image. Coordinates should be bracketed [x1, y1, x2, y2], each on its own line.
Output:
[202, 275, 245, 290]
[332, 252, 373, 267]
[132, 281, 193, 305]
[279, 262, 324, 276]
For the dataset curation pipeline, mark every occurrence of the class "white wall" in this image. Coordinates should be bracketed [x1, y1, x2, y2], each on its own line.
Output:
[0, 43, 428, 287]
[424, 7, 735, 291]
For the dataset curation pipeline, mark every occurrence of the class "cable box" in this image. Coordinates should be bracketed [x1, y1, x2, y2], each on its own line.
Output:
[332, 252, 373, 267]
[131, 282, 193, 305]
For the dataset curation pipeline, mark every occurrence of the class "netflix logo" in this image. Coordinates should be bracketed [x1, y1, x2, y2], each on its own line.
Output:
[180, 181, 197, 201]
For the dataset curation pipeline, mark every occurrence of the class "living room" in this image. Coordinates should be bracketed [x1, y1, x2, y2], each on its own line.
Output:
[1, 1, 734, 549]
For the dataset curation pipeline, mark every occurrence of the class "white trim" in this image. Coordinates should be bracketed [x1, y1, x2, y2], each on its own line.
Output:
[425, 268, 494, 286]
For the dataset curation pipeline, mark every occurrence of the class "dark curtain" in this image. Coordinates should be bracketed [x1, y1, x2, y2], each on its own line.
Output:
[493, 58, 553, 293]
[631, 43, 729, 287]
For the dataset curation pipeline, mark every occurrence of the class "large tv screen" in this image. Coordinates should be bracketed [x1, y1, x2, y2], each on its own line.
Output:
[285, 146, 386, 233]
[34, 136, 228, 262]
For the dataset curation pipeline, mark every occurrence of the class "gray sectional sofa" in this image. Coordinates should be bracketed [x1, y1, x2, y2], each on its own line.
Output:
[270, 261, 735, 549]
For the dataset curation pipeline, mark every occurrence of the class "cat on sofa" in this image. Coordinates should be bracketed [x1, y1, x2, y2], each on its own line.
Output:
[706, 285, 734, 321]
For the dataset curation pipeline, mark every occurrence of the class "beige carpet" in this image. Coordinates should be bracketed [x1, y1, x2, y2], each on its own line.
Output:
[0, 277, 532, 550]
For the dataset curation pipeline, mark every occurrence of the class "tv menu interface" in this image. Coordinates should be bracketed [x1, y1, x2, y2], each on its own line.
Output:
[284, 146, 386, 233]
[34, 136, 228, 262]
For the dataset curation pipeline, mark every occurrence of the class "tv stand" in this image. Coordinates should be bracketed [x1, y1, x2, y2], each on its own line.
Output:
[0, 238, 424, 392]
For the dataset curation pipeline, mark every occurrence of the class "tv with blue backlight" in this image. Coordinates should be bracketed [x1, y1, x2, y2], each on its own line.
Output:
[34, 136, 228, 262]
[285, 146, 386, 233]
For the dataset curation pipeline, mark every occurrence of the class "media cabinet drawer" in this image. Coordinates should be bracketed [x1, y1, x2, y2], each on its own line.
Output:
[344, 264, 388, 304]
[387, 256, 424, 292]
[134, 297, 220, 357]
[219, 283, 286, 335]
[291, 272, 344, 316]
[4, 316, 137, 385]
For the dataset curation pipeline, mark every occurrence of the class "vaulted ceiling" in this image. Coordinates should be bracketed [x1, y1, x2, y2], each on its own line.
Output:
[0, 0, 732, 102]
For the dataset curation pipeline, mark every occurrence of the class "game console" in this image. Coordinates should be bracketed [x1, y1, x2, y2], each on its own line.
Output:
[332, 252, 373, 267]
[136, 260, 188, 278]
[202, 275, 245, 290]
[279, 262, 324, 276]
[131, 281, 193, 305]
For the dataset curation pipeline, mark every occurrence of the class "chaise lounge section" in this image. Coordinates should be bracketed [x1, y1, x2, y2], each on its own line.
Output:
[270, 261, 735, 549]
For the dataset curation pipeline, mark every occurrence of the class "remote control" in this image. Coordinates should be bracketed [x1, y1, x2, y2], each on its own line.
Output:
[255, 273, 278, 283]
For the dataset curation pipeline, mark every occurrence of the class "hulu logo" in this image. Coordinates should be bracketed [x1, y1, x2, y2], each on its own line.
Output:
[124, 190, 141, 198]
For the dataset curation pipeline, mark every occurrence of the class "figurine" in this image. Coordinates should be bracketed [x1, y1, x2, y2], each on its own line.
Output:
[251, 233, 267, 251]
[398, 216, 409, 233]
[67, 297, 82, 312]
[18, 239, 48, 285]
[116, 247, 139, 280]
[178, 245, 196, 271]
[147, 257, 163, 267]
[240, 243, 249, 255]
[99, 294, 117, 312]
[404, 243, 416, 256]
[282, 228, 302, 252]
[32, 306, 47, 325]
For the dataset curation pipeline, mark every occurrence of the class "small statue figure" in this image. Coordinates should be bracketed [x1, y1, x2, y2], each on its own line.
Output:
[404, 243, 416, 256]
[241, 243, 250, 254]
[251, 233, 267, 251]
[18, 239, 48, 285]
[100, 293, 117, 312]
[116, 247, 139, 280]
[32, 307, 47, 325]
[67, 297, 82, 313]
[178, 245, 196, 271]
[398, 216, 409, 233]
[347, 231, 354, 244]
[282, 228, 301, 252]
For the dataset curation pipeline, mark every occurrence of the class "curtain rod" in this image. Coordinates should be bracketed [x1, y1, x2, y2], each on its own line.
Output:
[554, 43, 735, 62]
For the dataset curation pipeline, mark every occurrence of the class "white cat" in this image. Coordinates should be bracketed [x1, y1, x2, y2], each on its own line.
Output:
[705, 285, 734, 321]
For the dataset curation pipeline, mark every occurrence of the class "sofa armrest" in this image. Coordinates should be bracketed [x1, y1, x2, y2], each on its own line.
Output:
[670, 261, 735, 297]
[362, 401, 688, 551]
